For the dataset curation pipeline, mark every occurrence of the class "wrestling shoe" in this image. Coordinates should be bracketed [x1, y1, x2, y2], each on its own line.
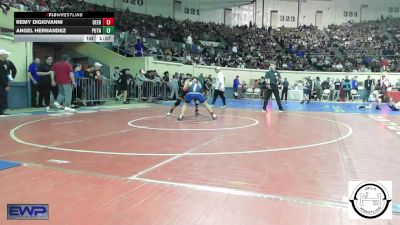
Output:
[64, 107, 76, 112]
[53, 101, 63, 109]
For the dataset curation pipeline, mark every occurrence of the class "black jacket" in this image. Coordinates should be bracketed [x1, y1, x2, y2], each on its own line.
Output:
[364, 79, 373, 90]
[0, 60, 17, 88]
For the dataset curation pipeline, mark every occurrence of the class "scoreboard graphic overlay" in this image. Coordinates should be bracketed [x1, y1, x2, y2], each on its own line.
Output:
[14, 12, 114, 42]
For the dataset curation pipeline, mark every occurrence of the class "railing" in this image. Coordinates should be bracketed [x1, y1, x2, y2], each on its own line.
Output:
[73, 78, 114, 105]
[127, 81, 168, 102]
[73, 78, 169, 105]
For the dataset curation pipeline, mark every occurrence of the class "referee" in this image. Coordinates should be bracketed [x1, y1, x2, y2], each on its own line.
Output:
[263, 62, 284, 112]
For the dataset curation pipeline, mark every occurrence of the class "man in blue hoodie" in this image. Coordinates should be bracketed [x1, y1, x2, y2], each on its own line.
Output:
[28, 58, 40, 107]
[72, 64, 83, 108]
[233, 76, 240, 99]
[135, 39, 144, 57]
[351, 76, 359, 91]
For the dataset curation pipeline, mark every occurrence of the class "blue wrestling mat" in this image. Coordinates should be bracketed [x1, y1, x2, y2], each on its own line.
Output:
[0, 160, 21, 171]
[2, 100, 399, 117]
[162, 99, 400, 115]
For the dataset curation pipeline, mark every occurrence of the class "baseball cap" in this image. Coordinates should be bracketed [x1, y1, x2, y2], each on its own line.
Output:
[0, 49, 11, 55]
[94, 62, 103, 67]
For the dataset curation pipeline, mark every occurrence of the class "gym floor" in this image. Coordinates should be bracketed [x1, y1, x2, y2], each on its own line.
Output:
[0, 100, 399, 225]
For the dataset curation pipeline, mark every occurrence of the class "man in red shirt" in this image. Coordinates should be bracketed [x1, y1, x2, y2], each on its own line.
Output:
[380, 57, 389, 70]
[52, 55, 76, 112]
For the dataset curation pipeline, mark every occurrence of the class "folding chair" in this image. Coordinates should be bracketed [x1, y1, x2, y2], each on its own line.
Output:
[253, 88, 261, 98]
[351, 89, 361, 100]
[246, 88, 254, 99]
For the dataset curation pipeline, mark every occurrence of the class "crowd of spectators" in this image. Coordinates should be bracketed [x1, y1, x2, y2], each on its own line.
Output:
[114, 10, 280, 69]
[4, 0, 400, 73]
[113, 10, 400, 73]
[385, 17, 400, 72]
[272, 25, 335, 71]
[327, 21, 391, 72]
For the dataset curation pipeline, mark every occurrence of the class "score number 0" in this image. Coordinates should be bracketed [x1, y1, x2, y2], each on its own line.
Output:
[102, 18, 115, 26]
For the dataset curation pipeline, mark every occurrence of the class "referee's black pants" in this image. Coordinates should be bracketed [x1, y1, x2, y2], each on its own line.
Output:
[281, 87, 288, 100]
[212, 90, 226, 106]
[263, 86, 283, 111]
[0, 87, 6, 115]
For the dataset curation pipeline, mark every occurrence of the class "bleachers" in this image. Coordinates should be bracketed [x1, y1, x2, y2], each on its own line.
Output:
[5, 0, 400, 73]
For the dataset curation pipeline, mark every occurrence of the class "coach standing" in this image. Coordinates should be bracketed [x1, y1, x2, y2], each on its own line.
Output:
[281, 77, 289, 101]
[363, 75, 373, 103]
[0, 49, 17, 116]
[212, 67, 226, 108]
[263, 62, 284, 112]
[52, 55, 76, 112]
[38, 56, 57, 107]
[343, 75, 351, 100]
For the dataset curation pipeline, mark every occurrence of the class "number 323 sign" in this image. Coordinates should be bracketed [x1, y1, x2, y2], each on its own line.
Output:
[280, 16, 296, 22]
